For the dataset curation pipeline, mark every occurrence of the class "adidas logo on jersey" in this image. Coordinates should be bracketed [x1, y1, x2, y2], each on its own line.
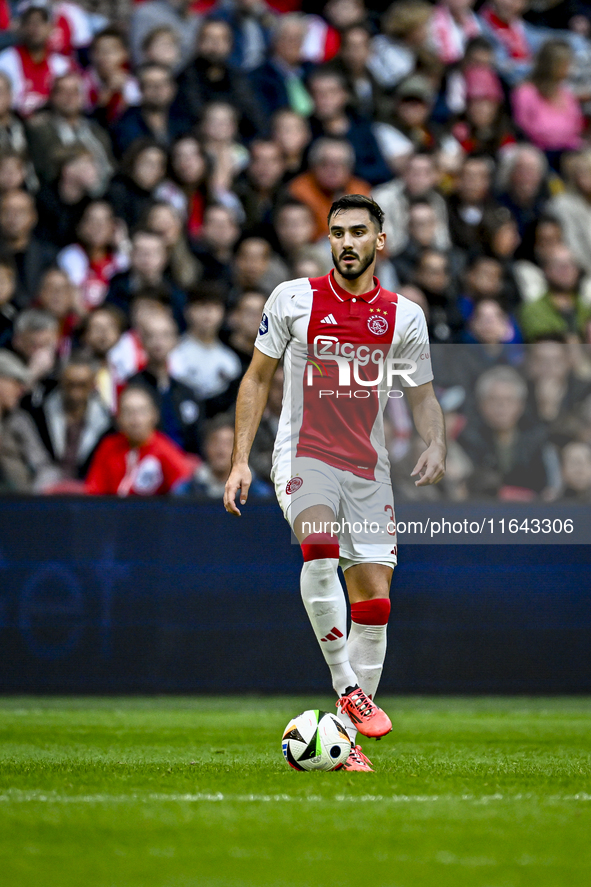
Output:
[320, 314, 337, 325]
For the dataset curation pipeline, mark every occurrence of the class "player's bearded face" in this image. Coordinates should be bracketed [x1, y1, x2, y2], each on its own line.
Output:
[331, 242, 377, 280]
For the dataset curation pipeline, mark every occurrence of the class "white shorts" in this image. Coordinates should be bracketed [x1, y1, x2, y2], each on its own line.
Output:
[272, 455, 398, 571]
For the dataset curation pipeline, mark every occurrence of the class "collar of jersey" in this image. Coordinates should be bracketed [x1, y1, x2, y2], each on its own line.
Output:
[328, 269, 381, 303]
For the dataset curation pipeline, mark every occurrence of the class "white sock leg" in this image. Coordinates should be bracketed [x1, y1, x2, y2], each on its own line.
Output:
[347, 621, 388, 701]
[300, 557, 358, 697]
[338, 623, 388, 745]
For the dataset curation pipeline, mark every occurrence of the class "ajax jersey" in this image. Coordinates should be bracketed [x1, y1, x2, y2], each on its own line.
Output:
[255, 270, 433, 484]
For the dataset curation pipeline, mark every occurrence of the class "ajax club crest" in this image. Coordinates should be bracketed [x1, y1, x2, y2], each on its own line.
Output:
[367, 314, 388, 335]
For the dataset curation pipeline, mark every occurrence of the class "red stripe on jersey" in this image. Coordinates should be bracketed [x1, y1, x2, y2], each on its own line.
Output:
[296, 273, 398, 481]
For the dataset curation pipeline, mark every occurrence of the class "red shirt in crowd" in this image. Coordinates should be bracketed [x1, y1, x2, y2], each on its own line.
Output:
[85, 430, 195, 496]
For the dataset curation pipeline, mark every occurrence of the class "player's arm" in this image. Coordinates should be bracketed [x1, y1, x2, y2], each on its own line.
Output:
[404, 381, 447, 486]
[223, 348, 280, 516]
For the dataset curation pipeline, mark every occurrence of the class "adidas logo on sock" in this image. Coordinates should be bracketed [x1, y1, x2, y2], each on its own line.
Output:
[320, 626, 344, 642]
[320, 314, 337, 324]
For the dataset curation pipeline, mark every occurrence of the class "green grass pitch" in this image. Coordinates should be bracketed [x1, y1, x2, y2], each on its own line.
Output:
[1, 697, 591, 887]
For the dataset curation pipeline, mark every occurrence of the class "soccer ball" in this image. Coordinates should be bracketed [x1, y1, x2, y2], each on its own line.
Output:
[281, 710, 351, 771]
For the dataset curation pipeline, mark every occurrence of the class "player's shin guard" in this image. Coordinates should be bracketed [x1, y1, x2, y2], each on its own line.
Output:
[300, 534, 358, 697]
[347, 598, 391, 701]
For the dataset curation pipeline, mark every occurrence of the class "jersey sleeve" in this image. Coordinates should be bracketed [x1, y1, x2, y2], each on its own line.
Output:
[254, 282, 293, 359]
[395, 300, 434, 388]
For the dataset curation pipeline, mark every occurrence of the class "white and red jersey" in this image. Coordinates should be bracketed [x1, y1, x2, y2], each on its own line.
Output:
[57, 243, 129, 311]
[0, 45, 72, 117]
[255, 271, 433, 484]
[49, 2, 95, 56]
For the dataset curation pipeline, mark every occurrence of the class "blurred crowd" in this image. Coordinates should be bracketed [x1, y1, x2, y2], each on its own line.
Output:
[0, 0, 591, 502]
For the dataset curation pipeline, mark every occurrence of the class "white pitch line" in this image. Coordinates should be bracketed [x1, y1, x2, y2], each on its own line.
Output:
[0, 791, 590, 805]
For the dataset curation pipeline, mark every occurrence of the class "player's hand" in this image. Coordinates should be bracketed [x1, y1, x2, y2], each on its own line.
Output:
[411, 442, 446, 486]
[223, 462, 252, 516]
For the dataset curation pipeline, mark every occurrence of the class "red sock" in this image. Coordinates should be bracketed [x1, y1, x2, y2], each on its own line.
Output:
[350, 598, 391, 625]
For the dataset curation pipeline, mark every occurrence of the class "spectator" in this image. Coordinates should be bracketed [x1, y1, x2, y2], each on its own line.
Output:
[80, 304, 126, 412]
[84, 27, 141, 127]
[173, 17, 266, 139]
[35, 267, 78, 361]
[547, 150, 591, 276]
[272, 199, 320, 271]
[21, 351, 112, 482]
[271, 108, 311, 180]
[233, 139, 287, 233]
[0, 347, 57, 492]
[373, 151, 450, 257]
[0, 255, 18, 348]
[386, 75, 446, 161]
[525, 338, 586, 427]
[478, 0, 547, 86]
[11, 307, 59, 386]
[429, 0, 481, 66]
[447, 153, 499, 251]
[512, 39, 584, 168]
[289, 137, 371, 240]
[166, 134, 212, 240]
[450, 64, 515, 157]
[106, 228, 186, 331]
[141, 25, 182, 73]
[182, 412, 270, 498]
[35, 145, 101, 250]
[85, 384, 195, 496]
[0, 72, 32, 162]
[250, 363, 283, 483]
[498, 144, 550, 228]
[191, 203, 240, 289]
[326, 24, 391, 122]
[250, 14, 313, 122]
[47, 0, 104, 59]
[464, 296, 515, 346]
[27, 71, 114, 188]
[560, 441, 591, 502]
[107, 287, 170, 382]
[0, 4, 72, 118]
[112, 62, 189, 158]
[129, 310, 202, 454]
[444, 35, 500, 118]
[307, 68, 391, 186]
[200, 102, 249, 194]
[393, 200, 438, 285]
[0, 189, 57, 308]
[57, 200, 129, 312]
[459, 364, 559, 499]
[413, 248, 462, 342]
[459, 249, 518, 322]
[169, 283, 242, 401]
[231, 237, 288, 298]
[224, 289, 266, 372]
[129, 0, 201, 72]
[520, 244, 591, 342]
[107, 139, 168, 230]
[513, 214, 564, 302]
[145, 201, 201, 291]
[369, 1, 436, 90]
[215, 0, 276, 73]
[0, 148, 28, 195]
